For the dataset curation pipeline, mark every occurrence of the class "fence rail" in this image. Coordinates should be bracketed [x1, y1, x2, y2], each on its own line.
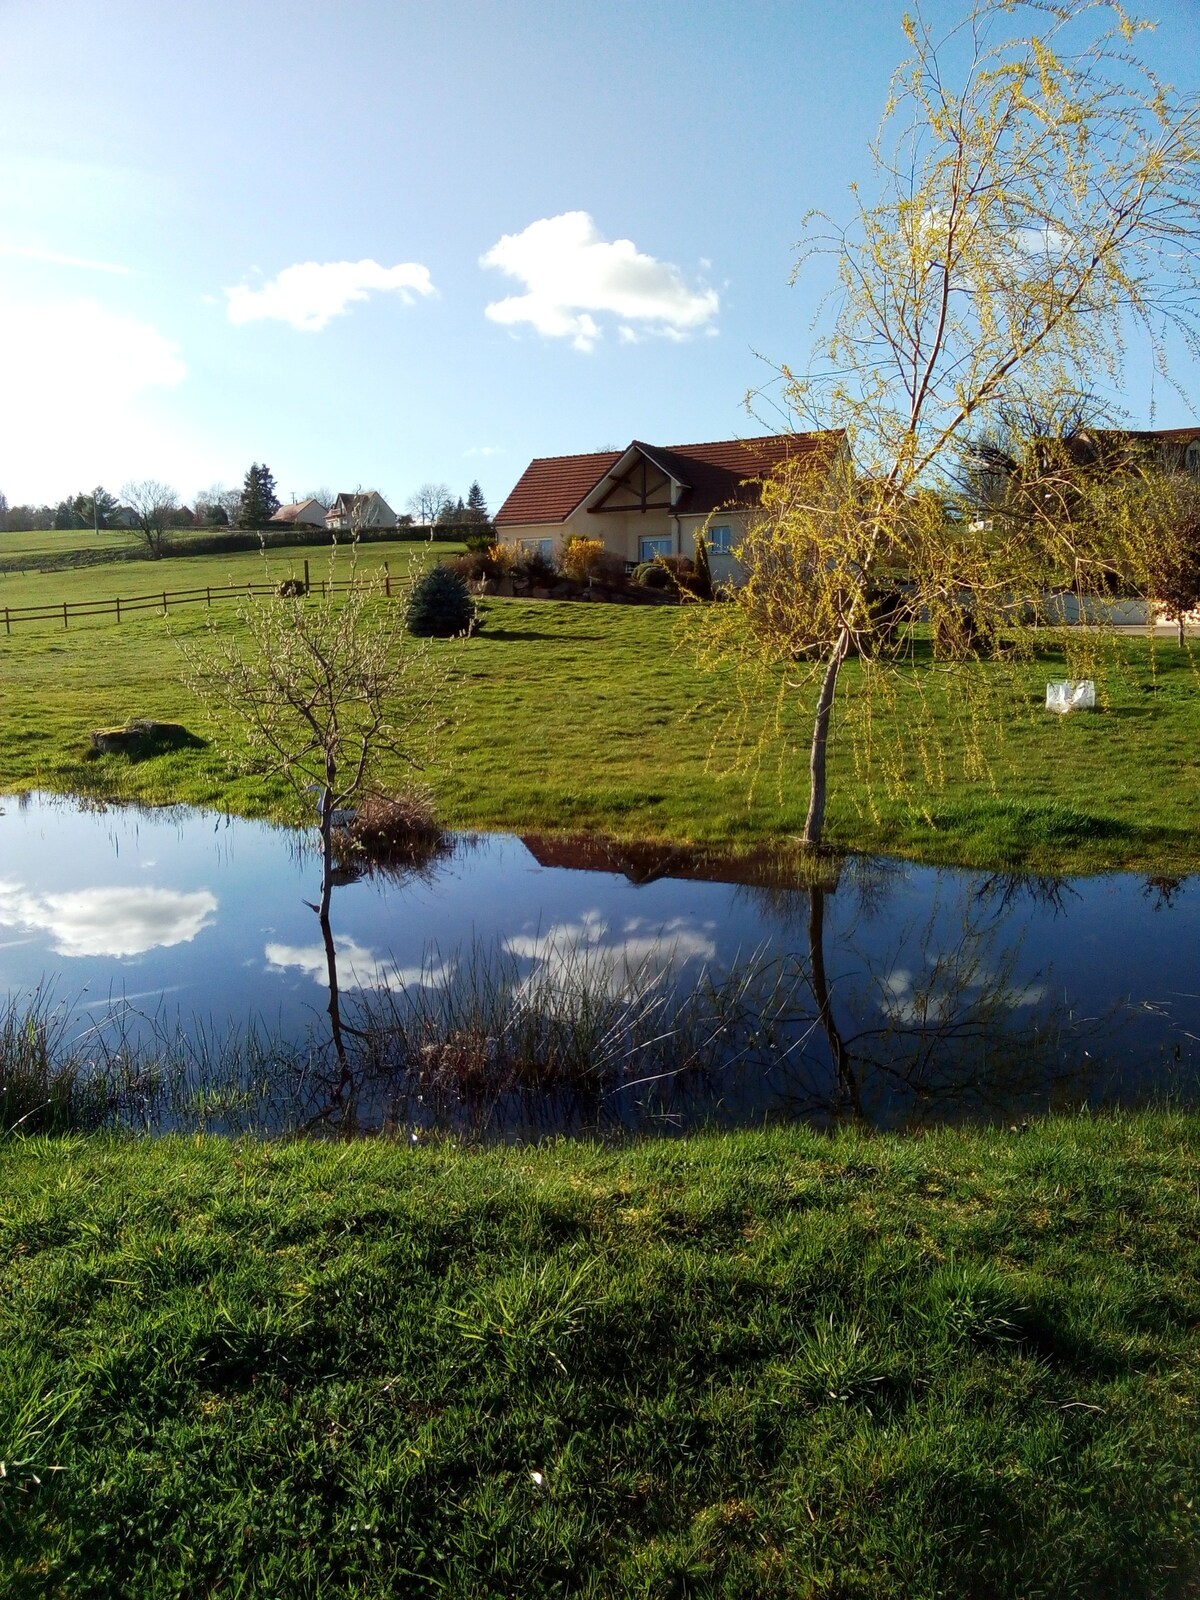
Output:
[1, 563, 402, 634]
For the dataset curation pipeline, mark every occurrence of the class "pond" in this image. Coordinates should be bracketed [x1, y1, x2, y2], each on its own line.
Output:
[0, 791, 1196, 1137]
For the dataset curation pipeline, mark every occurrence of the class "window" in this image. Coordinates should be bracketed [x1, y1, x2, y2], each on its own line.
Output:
[1187, 441, 1200, 479]
[522, 538, 555, 560]
[639, 535, 672, 562]
[708, 523, 734, 554]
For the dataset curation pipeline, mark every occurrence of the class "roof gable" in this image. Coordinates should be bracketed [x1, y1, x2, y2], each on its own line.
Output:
[495, 433, 844, 527]
[270, 497, 325, 524]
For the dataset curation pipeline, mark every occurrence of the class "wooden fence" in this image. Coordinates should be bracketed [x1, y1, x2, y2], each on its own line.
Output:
[0, 562, 403, 634]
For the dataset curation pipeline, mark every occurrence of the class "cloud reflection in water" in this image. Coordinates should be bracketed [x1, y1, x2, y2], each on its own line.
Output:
[264, 936, 453, 992]
[504, 911, 719, 996]
[0, 880, 218, 958]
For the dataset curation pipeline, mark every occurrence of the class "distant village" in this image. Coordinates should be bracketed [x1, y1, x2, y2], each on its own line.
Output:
[0, 469, 492, 538]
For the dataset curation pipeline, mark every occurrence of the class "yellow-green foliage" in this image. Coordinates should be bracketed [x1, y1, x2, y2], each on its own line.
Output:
[562, 538, 611, 582]
[700, 0, 1200, 846]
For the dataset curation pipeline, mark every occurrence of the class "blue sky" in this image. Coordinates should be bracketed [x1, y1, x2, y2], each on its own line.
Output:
[2, 0, 1199, 512]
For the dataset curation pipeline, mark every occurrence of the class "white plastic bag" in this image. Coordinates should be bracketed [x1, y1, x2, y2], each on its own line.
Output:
[1045, 680, 1096, 713]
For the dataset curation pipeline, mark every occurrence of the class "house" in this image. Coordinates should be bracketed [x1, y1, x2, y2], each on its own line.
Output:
[494, 432, 846, 581]
[269, 498, 329, 529]
[1030, 424, 1200, 480]
[325, 491, 397, 533]
[1083, 425, 1200, 476]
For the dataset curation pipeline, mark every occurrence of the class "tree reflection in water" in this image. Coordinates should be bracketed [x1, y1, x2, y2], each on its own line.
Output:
[783, 869, 1110, 1130]
[298, 821, 453, 1134]
[289, 849, 1117, 1141]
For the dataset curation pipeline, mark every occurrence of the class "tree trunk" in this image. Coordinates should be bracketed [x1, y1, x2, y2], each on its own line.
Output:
[1179, 615, 1186, 649]
[802, 629, 851, 849]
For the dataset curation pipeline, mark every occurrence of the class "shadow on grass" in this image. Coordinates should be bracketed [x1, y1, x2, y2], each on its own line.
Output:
[928, 799, 1133, 852]
[477, 623, 612, 643]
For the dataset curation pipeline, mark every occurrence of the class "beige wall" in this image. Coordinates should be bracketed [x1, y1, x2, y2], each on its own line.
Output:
[499, 507, 752, 568]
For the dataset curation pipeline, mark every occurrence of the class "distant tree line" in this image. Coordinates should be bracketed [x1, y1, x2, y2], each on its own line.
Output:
[404, 479, 491, 531]
[0, 467, 495, 550]
[0, 464, 283, 555]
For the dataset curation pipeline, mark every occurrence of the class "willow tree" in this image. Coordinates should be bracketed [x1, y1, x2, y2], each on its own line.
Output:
[180, 547, 453, 1073]
[714, 0, 1200, 848]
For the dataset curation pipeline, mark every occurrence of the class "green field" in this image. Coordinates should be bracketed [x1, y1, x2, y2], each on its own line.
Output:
[0, 569, 1197, 870]
[2, 1117, 1197, 1599]
[0, 534, 456, 613]
[0, 523, 147, 568]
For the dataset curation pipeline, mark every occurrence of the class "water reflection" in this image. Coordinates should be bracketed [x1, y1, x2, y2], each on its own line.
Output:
[0, 880, 217, 958]
[504, 912, 719, 996]
[266, 937, 453, 992]
[0, 796, 1195, 1138]
[783, 879, 1106, 1129]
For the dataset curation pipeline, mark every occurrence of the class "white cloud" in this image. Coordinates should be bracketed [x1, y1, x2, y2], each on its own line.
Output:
[481, 212, 719, 353]
[463, 445, 502, 458]
[0, 880, 217, 958]
[225, 259, 436, 332]
[265, 936, 452, 991]
[0, 297, 199, 501]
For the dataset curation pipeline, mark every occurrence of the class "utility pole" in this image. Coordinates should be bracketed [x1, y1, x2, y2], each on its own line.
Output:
[93, 485, 101, 537]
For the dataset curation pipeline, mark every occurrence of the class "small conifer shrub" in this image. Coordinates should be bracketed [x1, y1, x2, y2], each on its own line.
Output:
[406, 564, 476, 637]
[693, 535, 714, 600]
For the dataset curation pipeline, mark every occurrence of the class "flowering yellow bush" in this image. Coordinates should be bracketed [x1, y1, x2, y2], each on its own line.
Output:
[561, 538, 607, 580]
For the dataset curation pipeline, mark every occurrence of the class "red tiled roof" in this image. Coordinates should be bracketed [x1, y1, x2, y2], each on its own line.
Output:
[494, 432, 844, 526]
[494, 450, 623, 526]
[270, 498, 324, 524]
[1120, 425, 1200, 442]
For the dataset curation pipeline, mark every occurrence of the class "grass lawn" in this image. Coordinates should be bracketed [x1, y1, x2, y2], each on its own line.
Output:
[0, 524, 149, 568]
[2, 1117, 1197, 1598]
[0, 587, 1197, 872]
[0, 535, 457, 613]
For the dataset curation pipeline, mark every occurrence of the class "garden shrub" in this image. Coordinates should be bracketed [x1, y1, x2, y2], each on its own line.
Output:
[406, 564, 476, 636]
[562, 537, 624, 585]
[277, 577, 307, 598]
[633, 561, 673, 589]
[859, 586, 905, 654]
[660, 555, 697, 586]
[932, 604, 1001, 659]
[510, 548, 559, 587]
[633, 556, 697, 593]
[445, 550, 501, 584]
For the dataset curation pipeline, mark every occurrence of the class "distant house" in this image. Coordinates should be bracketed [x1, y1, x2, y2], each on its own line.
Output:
[1034, 424, 1200, 480]
[494, 433, 846, 581]
[269, 498, 329, 530]
[110, 506, 139, 529]
[325, 491, 397, 533]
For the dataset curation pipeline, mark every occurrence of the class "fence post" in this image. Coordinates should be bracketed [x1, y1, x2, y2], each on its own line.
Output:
[63, 601, 68, 630]
[4, 607, 9, 636]
[385, 561, 391, 598]
[116, 597, 121, 623]
[304, 559, 310, 590]
[207, 587, 211, 607]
